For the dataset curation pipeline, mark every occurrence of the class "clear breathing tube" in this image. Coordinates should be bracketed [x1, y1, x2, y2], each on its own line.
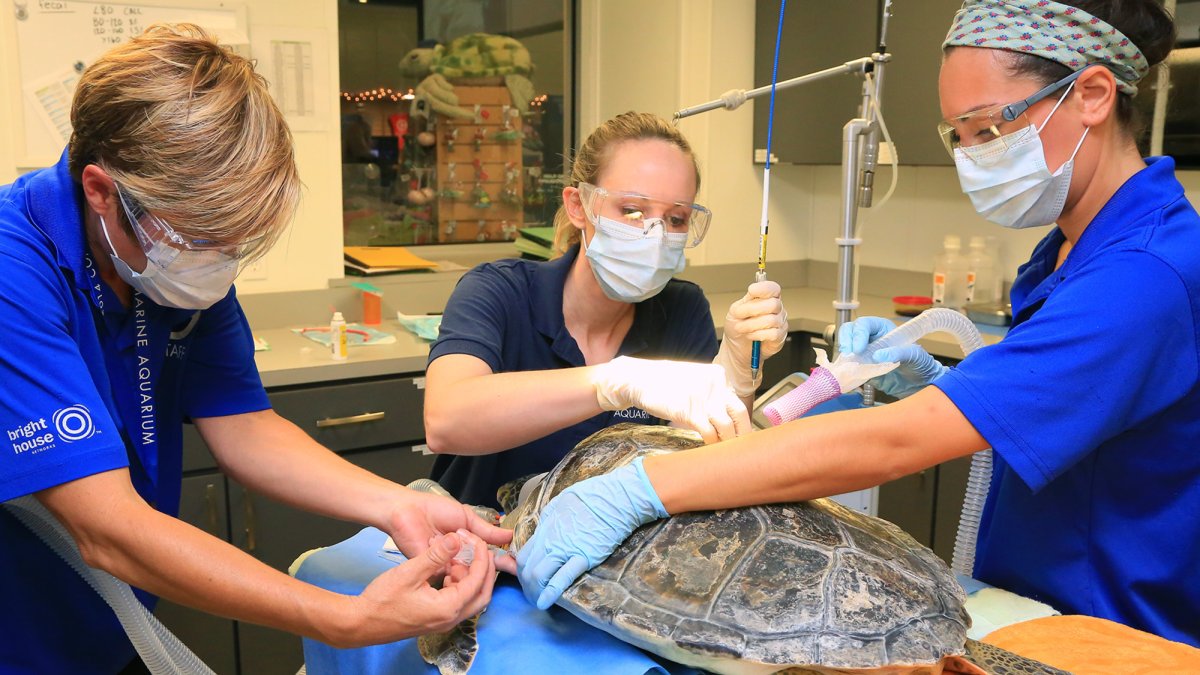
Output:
[842, 307, 984, 363]
[3, 496, 214, 675]
[761, 308, 991, 577]
[838, 308, 991, 577]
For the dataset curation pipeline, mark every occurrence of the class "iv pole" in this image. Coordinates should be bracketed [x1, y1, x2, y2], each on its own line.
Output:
[675, 1, 894, 403]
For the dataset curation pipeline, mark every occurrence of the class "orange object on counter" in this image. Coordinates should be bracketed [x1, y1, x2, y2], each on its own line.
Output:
[362, 291, 382, 325]
[983, 615, 1200, 674]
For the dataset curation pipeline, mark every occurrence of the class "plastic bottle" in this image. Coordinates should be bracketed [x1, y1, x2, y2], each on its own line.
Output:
[965, 236, 1000, 305]
[932, 235, 969, 310]
[330, 311, 348, 360]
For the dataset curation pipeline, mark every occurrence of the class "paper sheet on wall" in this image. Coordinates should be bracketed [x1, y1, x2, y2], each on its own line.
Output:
[12, 0, 249, 167]
[24, 68, 82, 145]
[271, 39, 316, 122]
[251, 26, 330, 132]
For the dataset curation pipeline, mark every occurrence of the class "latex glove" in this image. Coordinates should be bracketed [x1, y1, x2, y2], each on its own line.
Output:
[713, 280, 788, 397]
[517, 456, 668, 610]
[837, 317, 948, 398]
[591, 356, 751, 443]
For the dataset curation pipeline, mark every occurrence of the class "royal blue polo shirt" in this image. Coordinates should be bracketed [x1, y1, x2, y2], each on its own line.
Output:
[0, 151, 270, 673]
[427, 245, 718, 508]
[935, 157, 1200, 646]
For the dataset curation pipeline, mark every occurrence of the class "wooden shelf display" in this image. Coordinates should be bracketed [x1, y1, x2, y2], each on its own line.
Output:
[435, 86, 524, 242]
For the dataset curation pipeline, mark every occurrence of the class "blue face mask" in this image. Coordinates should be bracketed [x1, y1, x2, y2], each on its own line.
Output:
[582, 216, 687, 303]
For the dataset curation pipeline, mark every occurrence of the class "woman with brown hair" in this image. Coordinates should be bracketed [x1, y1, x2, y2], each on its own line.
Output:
[423, 111, 789, 508]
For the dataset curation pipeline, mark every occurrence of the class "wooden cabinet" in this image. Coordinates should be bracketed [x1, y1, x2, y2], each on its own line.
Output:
[156, 375, 436, 675]
[435, 86, 524, 242]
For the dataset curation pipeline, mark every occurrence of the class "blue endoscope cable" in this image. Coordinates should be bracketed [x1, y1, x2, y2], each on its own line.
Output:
[751, 0, 786, 384]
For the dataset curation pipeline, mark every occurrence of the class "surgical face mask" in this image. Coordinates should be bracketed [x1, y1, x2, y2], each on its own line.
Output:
[100, 216, 238, 309]
[953, 85, 1089, 230]
[582, 215, 687, 303]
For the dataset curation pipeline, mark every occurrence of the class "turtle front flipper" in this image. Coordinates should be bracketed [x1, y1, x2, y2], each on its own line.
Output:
[504, 74, 535, 115]
[418, 615, 480, 675]
[415, 73, 474, 120]
[959, 638, 1071, 674]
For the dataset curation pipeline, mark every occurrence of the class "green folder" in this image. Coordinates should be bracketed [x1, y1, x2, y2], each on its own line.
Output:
[517, 226, 555, 247]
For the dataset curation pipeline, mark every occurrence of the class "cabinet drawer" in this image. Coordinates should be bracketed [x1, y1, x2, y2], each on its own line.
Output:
[269, 376, 425, 452]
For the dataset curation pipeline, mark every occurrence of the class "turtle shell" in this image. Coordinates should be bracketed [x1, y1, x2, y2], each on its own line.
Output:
[430, 33, 534, 78]
[508, 423, 970, 674]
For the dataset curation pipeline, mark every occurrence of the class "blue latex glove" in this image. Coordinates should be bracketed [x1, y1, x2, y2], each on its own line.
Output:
[517, 457, 668, 610]
[837, 316, 948, 398]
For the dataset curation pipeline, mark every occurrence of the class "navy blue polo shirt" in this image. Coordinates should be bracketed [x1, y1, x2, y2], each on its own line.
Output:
[428, 245, 718, 508]
[0, 151, 270, 672]
[935, 157, 1200, 646]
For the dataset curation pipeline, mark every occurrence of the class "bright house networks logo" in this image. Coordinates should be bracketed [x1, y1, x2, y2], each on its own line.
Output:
[53, 405, 96, 442]
[7, 404, 96, 456]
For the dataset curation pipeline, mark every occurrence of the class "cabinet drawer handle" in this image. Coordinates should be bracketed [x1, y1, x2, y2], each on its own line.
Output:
[243, 488, 257, 553]
[204, 483, 219, 534]
[315, 411, 386, 428]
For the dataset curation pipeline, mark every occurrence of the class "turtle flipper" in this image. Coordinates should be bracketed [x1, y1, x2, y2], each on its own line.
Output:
[416, 73, 474, 120]
[960, 638, 1072, 674]
[418, 614, 480, 675]
[504, 74, 535, 115]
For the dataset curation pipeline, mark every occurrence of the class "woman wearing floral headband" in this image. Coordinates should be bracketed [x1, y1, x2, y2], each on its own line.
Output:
[519, 0, 1198, 647]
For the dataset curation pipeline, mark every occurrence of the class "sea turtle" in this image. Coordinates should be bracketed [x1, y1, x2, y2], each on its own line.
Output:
[420, 424, 1069, 675]
[399, 33, 536, 120]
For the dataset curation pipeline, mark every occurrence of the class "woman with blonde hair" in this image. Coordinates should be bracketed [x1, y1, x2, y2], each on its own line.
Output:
[423, 111, 789, 508]
[520, 0, 1200, 649]
[0, 24, 511, 673]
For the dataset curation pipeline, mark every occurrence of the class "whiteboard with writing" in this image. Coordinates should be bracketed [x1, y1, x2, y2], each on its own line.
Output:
[12, 0, 248, 166]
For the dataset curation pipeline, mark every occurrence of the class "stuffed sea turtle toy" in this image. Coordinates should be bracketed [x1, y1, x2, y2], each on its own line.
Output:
[400, 33, 535, 120]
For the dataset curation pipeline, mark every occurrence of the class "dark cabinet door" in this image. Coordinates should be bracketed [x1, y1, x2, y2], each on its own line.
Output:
[153, 473, 238, 675]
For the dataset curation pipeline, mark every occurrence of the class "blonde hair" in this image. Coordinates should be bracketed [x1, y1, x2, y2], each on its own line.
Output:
[69, 23, 299, 261]
[552, 111, 700, 256]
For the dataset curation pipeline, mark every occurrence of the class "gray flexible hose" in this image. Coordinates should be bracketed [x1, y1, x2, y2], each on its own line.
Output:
[3, 496, 214, 675]
[844, 308, 991, 577]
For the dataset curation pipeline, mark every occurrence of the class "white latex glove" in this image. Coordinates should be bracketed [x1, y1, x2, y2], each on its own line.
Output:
[713, 280, 788, 397]
[590, 356, 751, 443]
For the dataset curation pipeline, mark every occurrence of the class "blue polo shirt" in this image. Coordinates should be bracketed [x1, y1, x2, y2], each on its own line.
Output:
[428, 246, 718, 508]
[935, 157, 1200, 646]
[0, 151, 270, 673]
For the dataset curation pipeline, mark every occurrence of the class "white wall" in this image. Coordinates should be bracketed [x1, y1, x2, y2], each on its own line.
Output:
[0, 0, 343, 293]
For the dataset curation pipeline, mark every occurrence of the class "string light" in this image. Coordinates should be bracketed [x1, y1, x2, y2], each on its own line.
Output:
[339, 87, 415, 103]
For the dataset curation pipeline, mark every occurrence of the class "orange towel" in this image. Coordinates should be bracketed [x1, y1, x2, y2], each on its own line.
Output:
[983, 615, 1200, 674]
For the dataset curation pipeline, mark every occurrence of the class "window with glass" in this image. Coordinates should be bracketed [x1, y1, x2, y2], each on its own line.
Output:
[338, 0, 572, 249]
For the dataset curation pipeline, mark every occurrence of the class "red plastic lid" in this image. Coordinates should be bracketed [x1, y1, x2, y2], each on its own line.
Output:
[893, 295, 933, 304]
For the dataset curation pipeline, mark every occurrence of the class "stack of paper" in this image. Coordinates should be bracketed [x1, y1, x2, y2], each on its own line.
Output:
[513, 226, 555, 260]
[344, 246, 439, 276]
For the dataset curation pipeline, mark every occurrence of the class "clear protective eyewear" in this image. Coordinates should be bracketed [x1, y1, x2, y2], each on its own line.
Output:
[577, 182, 711, 248]
[937, 67, 1088, 165]
[115, 183, 258, 268]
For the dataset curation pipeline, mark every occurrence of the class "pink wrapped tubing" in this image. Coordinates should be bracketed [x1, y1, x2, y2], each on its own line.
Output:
[762, 367, 842, 426]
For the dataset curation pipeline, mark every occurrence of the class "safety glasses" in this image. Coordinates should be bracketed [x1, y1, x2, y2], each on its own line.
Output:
[937, 67, 1088, 165]
[577, 182, 711, 248]
[115, 183, 259, 267]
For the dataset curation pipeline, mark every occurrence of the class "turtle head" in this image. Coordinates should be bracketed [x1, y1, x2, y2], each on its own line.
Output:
[399, 40, 442, 78]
